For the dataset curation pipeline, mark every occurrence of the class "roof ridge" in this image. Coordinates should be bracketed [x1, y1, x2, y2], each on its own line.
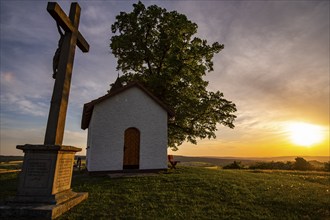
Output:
[81, 82, 174, 130]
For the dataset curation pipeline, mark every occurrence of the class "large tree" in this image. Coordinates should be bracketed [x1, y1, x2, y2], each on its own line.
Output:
[110, 1, 237, 150]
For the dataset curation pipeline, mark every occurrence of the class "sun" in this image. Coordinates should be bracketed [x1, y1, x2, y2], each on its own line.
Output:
[287, 122, 324, 147]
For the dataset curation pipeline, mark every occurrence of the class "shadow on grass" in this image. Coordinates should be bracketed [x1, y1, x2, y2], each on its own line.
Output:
[1, 166, 329, 219]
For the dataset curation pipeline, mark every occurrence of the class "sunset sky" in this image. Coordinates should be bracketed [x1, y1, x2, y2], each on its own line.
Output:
[1, 1, 329, 157]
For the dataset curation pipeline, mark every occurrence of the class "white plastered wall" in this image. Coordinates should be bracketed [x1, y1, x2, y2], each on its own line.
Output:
[86, 87, 168, 172]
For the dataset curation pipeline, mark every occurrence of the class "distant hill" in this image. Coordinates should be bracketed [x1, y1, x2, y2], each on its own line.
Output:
[233, 156, 330, 162]
[1, 155, 328, 164]
[0, 155, 86, 163]
[0, 155, 24, 162]
[172, 156, 256, 166]
[171, 155, 329, 167]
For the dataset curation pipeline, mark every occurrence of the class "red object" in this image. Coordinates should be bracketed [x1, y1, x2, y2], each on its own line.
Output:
[168, 155, 180, 169]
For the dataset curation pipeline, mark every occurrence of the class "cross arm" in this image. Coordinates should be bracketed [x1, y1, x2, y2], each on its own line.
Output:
[77, 32, 89, 52]
[47, 2, 89, 52]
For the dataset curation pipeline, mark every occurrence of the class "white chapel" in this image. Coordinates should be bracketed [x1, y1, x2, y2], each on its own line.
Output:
[81, 81, 174, 173]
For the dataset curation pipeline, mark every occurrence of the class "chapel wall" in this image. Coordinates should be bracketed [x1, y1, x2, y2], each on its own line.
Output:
[87, 87, 168, 171]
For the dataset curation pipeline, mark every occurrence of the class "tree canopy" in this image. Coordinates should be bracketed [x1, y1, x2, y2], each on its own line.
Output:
[110, 1, 237, 150]
[293, 157, 312, 171]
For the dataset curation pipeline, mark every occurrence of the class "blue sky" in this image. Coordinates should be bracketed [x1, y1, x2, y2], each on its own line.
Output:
[1, 0, 329, 157]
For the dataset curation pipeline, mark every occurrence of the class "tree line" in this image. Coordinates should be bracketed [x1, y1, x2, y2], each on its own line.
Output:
[223, 157, 330, 172]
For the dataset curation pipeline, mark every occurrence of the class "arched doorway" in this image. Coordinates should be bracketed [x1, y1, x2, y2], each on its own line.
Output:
[123, 127, 140, 169]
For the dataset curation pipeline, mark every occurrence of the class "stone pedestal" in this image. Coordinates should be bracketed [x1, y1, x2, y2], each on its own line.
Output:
[0, 144, 88, 219]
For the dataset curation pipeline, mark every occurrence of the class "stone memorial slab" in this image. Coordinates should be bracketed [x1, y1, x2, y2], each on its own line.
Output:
[0, 2, 89, 219]
[0, 145, 88, 219]
[13, 145, 80, 204]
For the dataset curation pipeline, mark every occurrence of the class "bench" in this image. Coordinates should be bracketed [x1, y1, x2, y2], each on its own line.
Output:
[168, 155, 180, 169]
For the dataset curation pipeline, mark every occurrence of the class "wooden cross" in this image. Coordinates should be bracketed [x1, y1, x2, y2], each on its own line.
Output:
[44, 2, 89, 145]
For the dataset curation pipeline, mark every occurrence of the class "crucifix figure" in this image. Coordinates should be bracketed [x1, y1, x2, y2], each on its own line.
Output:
[45, 2, 89, 145]
[52, 21, 65, 79]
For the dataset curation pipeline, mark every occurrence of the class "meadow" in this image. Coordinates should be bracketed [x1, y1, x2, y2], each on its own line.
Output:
[0, 164, 329, 219]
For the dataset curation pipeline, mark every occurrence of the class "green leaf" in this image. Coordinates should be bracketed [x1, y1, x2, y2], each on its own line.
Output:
[110, 1, 236, 150]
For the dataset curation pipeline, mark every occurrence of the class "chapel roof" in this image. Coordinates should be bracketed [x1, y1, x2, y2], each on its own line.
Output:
[81, 82, 175, 130]
[108, 75, 123, 93]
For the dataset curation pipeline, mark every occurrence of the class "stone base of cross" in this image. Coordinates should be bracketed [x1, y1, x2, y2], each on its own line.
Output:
[0, 2, 89, 219]
[0, 144, 88, 219]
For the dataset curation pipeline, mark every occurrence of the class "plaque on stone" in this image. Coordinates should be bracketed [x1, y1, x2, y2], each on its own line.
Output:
[0, 2, 89, 219]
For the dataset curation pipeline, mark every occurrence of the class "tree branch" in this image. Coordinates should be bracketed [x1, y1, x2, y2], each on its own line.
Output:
[144, 26, 153, 75]
[156, 46, 170, 75]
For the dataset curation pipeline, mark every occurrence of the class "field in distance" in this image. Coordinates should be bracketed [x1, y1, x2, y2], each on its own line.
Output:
[1, 155, 328, 171]
[171, 155, 329, 166]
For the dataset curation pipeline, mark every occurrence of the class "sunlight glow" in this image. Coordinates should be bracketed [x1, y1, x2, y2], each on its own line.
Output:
[287, 122, 324, 147]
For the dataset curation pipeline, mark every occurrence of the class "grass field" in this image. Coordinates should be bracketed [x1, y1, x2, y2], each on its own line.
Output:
[0, 165, 329, 219]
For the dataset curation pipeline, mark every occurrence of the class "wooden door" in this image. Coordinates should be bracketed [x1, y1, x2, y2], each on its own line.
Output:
[123, 127, 140, 169]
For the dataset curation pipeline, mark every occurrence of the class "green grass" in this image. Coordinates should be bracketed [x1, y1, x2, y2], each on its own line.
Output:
[1, 166, 329, 219]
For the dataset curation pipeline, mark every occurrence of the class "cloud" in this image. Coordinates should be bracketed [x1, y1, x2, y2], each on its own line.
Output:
[0, 72, 14, 82]
[178, 1, 330, 155]
[0, 127, 44, 155]
[1, 93, 48, 117]
[0, 70, 50, 119]
[63, 130, 87, 149]
[202, 1, 329, 126]
[0, 1, 328, 156]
